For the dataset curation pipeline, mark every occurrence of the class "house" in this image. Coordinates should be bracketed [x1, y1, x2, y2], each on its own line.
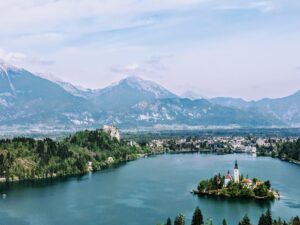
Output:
[242, 179, 253, 188]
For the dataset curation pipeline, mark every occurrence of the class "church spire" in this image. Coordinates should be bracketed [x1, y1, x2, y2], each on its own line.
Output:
[234, 160, 239, 183]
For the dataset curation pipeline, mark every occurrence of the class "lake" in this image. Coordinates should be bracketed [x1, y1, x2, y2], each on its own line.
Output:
[0, 153, 299, 225]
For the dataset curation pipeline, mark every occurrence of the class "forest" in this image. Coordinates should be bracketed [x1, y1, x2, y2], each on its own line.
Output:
[0, 129, 151, 182]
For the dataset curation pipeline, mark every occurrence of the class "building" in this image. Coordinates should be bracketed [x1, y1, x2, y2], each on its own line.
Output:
[103, 125, 121, 141]
[87, 161, 93, 172]
[224, 170, 232, 187]
[234, 160, 239, 183]
[241, 179, 253, 188]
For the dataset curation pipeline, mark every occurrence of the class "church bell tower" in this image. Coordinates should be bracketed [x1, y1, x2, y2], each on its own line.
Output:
[234, 160, 239, 183]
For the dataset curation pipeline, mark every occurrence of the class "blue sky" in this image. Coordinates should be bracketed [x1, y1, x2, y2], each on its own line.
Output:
[0, 0, 300, 100]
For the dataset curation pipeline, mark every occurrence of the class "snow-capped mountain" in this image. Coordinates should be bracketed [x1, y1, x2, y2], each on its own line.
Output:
[88, 76, 178, 111]
[0, 62, 92, 126]
[109, 76, 176, 98]
[0, 62, 299, 132]
[36, 72, 95, 98]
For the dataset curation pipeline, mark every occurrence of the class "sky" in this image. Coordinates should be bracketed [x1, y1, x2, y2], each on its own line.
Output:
[1, 0, 300, 100]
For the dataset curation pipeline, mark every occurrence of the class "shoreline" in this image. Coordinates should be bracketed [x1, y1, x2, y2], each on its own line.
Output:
[1, 150, 299, 184]
[191, 189, 280, 200]
[0, 153, 149, 184]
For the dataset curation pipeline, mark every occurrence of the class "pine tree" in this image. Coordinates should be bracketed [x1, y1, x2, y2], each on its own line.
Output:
[265, 209, 272, 225]
[292, 216, 300, 225]
[191, 207, 204, 225]
[174, 214, 185, 225]
[240, 214, 251, 225]
[166, 217, 172, 225]
[258, 214, 266, 225]
[222, 219, 227, 225]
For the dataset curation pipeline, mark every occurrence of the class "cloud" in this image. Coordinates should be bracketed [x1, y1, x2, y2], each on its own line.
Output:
[111, 63, 146, 74]
[0, 0, 206, 33]
[111, 55, 171, 76]
[0, 48, 54, 66]
[216, 0, 275, 12]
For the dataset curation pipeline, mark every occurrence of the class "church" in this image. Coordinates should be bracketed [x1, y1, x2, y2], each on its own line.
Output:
[224, 160, 240, 187]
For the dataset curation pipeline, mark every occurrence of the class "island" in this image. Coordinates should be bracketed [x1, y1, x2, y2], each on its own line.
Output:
[192, 161, 280, 200]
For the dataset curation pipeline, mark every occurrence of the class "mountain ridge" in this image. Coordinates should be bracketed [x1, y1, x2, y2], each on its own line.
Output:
[0, 62, 299, 131]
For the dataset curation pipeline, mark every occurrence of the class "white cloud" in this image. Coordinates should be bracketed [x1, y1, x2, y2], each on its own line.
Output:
[0, 0, 206, 33]
[216, 0, 275, 12]
[111, 55, 171, 77]
[0, 48, 54, 66]
[0, 0, 300, 100]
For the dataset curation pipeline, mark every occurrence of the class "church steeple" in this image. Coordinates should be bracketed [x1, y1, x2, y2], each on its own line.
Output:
[234, 160, 238, 169]
[234, 160, 239, 183]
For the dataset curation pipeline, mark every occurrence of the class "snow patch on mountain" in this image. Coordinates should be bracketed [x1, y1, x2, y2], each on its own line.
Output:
[106, 76, 177, 98]
[0, 62, 17, 94]
[37, 72, 93, 97]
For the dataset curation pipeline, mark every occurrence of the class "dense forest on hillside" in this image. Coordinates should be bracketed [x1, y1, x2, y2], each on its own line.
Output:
[0, 129, 150, 182]
[277, 139, 300, 161]
[258, 139, 300, 162]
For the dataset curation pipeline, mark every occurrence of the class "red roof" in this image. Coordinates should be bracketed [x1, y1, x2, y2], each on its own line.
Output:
[225, 174, 232, 179]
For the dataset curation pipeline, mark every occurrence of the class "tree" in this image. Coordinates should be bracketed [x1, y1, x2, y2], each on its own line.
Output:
[265, 181, 271, 189]
[292, 216, 300, 225]
[166, 218, 172, 225]
[265, 209, 272, 225]
[174, 214, 185, 225]
[258, 214, 266, 225]
[240, 214, 251, 225]
[191, 207, 204, 225]
[222, 219, 227, 225]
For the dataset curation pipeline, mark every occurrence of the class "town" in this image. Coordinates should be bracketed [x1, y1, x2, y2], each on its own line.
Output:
[145, 135, 296, 155]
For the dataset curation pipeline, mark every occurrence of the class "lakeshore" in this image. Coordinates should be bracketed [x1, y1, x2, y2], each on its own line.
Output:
[0, 153, 299, 225]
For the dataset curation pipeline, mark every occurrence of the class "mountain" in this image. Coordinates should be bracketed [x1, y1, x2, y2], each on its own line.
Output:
[88, 76, 178, 111]
[209, 91, 300, 126]
[181, 91, 206, 100]
[209, 97, 252, 109]
[255, 91, 300, 126]
[36, 72, 96, 99]
[0, 62, 298, 132]
[120, 98, 283, 128]
[0, 62, 93, 126]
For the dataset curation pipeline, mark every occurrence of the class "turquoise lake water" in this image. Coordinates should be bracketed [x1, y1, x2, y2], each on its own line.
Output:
[0, 153, 299, 225]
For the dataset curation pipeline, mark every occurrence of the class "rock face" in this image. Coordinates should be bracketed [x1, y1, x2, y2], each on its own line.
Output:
[106, 157, 114, 164]
[103, 125, 121, 141]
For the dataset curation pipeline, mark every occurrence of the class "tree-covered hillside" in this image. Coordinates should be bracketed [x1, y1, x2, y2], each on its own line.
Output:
[0, 129, 150, 182]
[257, 139, 300, 163]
